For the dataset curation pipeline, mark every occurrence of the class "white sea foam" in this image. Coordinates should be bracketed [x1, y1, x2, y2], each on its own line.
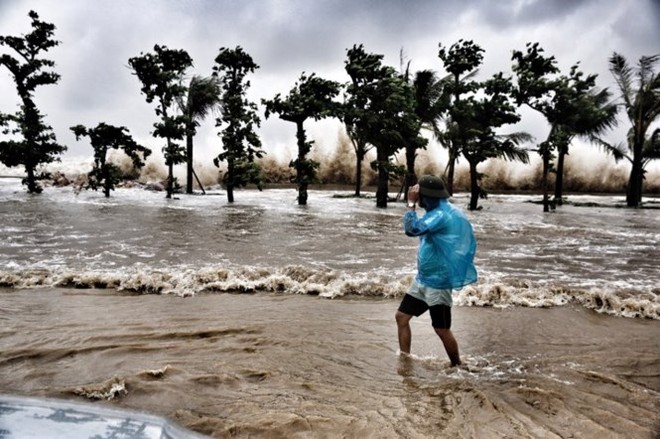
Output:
[73, 377, 127, 401]
[0, 265, 657, 319]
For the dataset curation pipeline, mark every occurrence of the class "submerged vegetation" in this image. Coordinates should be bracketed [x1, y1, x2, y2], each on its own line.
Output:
[1, 10, 659, 210]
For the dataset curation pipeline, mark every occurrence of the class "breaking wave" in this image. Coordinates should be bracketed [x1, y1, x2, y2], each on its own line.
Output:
[2, 131, 658, 193]
[1, 265, 657, 320]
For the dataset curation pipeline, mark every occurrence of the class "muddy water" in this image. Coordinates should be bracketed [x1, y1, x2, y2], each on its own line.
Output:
[0, 180, 659, 437]
[1, 288, 658, 438]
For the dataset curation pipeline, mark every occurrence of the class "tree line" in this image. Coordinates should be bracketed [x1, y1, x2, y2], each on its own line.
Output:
[1, 11, 658, 210]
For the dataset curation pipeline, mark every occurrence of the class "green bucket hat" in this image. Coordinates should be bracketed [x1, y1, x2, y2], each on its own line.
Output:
[418, 175, 450, 199]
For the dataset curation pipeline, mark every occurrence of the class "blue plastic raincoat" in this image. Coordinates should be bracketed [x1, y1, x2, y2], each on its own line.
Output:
[404, 200, 477, 290]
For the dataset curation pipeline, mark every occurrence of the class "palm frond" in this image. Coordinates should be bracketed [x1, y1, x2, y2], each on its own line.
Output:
[643, 128, 660, 160]
[413, 70, 438, 95]
[574, 87, 619, 137]
[587, 135, 629, 163]
[609, 52, 634, 111]
[638, 54, 660, 88]
[500, 131, 534, 145]
[411, 69, 450, 142]
[645, 69, 660, 121]
[186, 75, 222, 121]
[592, 88, 619, 133]
[461, 69, 480, 82]
[498, 142, 530, 164]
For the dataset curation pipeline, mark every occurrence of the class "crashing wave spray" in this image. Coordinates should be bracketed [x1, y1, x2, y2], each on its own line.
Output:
[2, 134, 658, 193]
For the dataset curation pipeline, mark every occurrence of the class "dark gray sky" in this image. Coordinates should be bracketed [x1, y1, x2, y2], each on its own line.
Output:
[1, 0, 659, 164]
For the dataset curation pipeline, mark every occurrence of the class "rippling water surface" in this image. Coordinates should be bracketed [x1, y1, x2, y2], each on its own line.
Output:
[1, 180, 658, 316]
[0, 179, 658, 437]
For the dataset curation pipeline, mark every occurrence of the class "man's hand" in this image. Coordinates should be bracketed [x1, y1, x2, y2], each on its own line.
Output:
[408, 184, 420, 204]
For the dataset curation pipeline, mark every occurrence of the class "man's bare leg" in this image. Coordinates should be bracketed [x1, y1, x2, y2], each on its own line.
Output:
[395, 310, 413, 354]
[434, 328, 461, 366]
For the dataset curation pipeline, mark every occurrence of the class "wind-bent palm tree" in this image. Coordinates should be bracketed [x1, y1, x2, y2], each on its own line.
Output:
[608, 53, 660, 207]
[401, 69, 450, 197]
[554, 87, 619, 204]
[178, 75, 222, 194]
[412, 70, 448, 137]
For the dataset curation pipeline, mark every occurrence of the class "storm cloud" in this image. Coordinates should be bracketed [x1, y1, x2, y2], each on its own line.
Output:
[1, 0, 658, 163]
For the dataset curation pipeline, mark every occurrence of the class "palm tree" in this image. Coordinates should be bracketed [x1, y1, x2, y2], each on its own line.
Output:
[594, 126, 660, 193]
[554, 86, 619, 204]
[608, 53, 660, 207]
[178, 75, 221, 194]
[401, 69, 450, 197]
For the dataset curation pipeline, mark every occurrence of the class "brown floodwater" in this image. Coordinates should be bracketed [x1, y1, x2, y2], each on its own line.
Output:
[1, 181, 659, 437]
[1, 287, 658, 438]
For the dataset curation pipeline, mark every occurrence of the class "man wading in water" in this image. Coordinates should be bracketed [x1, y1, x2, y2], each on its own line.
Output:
[395, 175, 477, 366]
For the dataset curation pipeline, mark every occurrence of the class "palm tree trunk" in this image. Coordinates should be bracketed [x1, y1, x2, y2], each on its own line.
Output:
[296, 121, 308, 206]
[227, 160, 234, 203]
[445, 149, 456, 196]
[186, 132, 193, 194]
[469, 160, 479, 211]
[376, 149, 389, 208]
[354, 148, 365, 197]
[404, 145, 418, 201]
[626, 157, 643, 207]
[554, 150, 565, 206]
[25, 163, 38, 194]
[102, 158, 111, 198]
[542, 153, 551, 213]
[626, 140, 644, 207]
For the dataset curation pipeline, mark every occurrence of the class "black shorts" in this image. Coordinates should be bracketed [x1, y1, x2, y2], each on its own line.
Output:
[398, 293, 452, 329]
